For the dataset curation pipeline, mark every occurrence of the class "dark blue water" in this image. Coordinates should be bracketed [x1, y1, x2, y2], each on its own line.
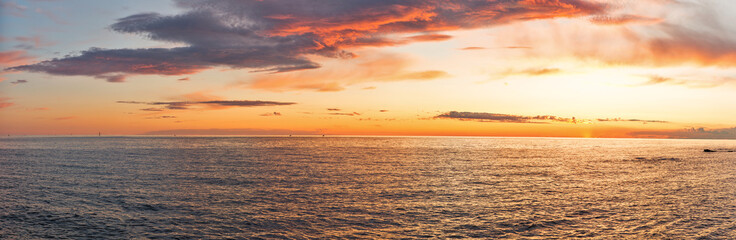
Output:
[1, 136, 735, 239]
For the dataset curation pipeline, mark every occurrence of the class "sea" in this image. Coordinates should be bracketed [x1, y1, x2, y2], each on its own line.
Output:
[1, 136, 735, 239]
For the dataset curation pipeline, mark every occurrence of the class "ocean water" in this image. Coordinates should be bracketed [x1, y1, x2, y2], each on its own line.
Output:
[1, 136, 735, 239]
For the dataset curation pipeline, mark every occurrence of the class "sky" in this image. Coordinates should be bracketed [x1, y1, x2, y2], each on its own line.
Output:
[1, 0, 736, 138]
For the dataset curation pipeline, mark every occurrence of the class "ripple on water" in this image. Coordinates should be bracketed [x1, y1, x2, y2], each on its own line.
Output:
[1, 137, 736, 239]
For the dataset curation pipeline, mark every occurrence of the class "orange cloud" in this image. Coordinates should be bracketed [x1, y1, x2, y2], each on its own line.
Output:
[589, 14, 662, 25]
[0, 50, 34, 67]
[248, 52, 449, 91]
[0, 98, 13, 109]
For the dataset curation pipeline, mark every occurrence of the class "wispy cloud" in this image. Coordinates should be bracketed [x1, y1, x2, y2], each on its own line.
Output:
[145, 115, 176, 119]
[118, 99, 296, 110]
[635, 75, 732, 88]
[460, 47, 486, 50]
[630, 127, 736, 139]
[330, 112, 361, 116]
[0, 98, 13, 109]
[589, 14, 662, 25]
[11, 35, 55, 50]
[0, 50, 34, 67]
[596, 118, 668, 124]
[435, 111, 671, 125]
[142, 128, 319, 135]
[248, 52, 450, 91]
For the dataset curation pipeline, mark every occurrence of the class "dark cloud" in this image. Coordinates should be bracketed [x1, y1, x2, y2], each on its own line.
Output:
[435, 111, 577, 123]
[118, 99, 296, 110]
[177, 77, 189, 81]
[140, 108, 164, 111]
[10, 79, 28, 85]
[260, 112, 282, 116]
[6, 0, 606, 80]
[630, 127, 736, 139]
[95, 74, 126, 83]
[327, 108, 341, 111]
[379, 110, 389, 112]
[142, 128, 319, 135]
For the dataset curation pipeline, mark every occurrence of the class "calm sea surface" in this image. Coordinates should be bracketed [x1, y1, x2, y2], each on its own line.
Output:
[1, 136, 735, 239]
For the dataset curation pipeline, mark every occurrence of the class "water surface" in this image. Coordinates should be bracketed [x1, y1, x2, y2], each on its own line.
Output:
[1, 136, 735, 239]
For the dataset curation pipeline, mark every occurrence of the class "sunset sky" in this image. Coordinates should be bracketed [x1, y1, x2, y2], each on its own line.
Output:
[2, 0, 736, 138]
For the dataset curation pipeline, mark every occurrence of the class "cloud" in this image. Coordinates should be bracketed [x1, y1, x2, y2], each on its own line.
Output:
[596, 118, 669, 124]
[380, 110, 389, 112]
[496, 68, 561, 79]
[460, 47, 486, 50]
[0, 50, 34, 67]
[34, 7, 68, 24]
[95, 74, 126, 83]
[589, 14, 662, 25]
[435, 111, 579, 123]
[403, 34, 452, 42]
[146, 115, 176, 119]
[142, 128, 319, 135]
[497, 1, 736, 68]
[329, 112, 361, 116]
[635, 75, 732, 88]
[260, 112, 282, 116]
[520, 68, 561, 76]
[117, 99, 296, 110]
[177, 77, 189, 81]
[140, 108, 164, 111]
[327, 108, 341, 111]
[248, 52, 450, 91]
[435, 111, 671, 125]
[504, 46, 533, 49]
[0, 98, 13, 109]
[7, 0, 606, 81]
[10, 79, 28, 85]
[11, 35, 55, 50]
[630, 127, 736, 139]
[0, 1, 27, 17]
[390, 70, 450, 80]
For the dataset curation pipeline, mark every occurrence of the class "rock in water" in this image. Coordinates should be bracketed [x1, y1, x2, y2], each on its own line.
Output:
[704, 149, 716, 152]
